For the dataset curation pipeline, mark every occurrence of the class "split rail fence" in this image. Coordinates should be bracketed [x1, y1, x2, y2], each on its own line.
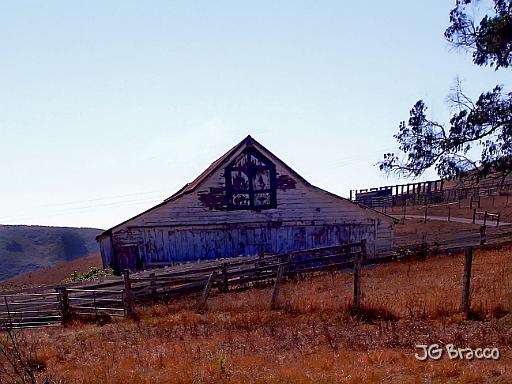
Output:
[0, 243, 367, 328]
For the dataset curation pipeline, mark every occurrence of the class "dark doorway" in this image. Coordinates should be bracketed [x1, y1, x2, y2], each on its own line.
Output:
[117, 246, 142, 271]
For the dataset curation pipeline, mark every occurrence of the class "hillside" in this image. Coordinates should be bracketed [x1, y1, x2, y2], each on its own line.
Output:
[0, 225, 103, 281]
[4, 252, 103, 287]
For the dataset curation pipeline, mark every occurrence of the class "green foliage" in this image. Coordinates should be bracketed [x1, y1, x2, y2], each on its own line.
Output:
[381, 1, 512, 185]
[62, 267, 114, 284]
[446, 0, 512, 69]
[380, 85, 512, 184]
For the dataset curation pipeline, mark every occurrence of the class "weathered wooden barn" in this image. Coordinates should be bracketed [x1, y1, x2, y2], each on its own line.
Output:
[97, 136, 397, 272]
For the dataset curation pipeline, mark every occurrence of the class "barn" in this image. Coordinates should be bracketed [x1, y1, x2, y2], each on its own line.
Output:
[97, 136, 397, 273]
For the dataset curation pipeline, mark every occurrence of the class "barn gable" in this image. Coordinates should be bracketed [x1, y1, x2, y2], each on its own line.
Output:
[98, 136, 396, 272]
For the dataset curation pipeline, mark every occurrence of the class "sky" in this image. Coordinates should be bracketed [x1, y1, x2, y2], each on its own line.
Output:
[0, 1, 509, 229]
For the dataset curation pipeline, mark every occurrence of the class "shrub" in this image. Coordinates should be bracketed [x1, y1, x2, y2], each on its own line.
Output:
[62, 267, 113, 284]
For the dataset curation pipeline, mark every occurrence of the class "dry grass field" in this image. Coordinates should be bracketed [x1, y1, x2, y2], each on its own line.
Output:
[3, 252, 103, 288]
[393, 218, 477, 238]
[10, 246, 511, 383]
[384, 194, 512, 223]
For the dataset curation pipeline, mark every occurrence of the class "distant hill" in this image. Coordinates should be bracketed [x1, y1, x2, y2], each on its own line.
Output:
[0, 225, 104, 281]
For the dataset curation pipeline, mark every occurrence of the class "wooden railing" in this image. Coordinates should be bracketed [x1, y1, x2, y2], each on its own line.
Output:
[0, 292, 62, 328]
[393, 224, 512, 254]
[123, 243, 366, 309]
[0, 243, 367, 328]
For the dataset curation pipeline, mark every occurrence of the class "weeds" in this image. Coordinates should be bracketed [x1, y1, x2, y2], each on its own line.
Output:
[0, 325, 40, 384]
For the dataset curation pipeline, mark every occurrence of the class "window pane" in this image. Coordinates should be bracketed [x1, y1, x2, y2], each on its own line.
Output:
[231, 171, 250, 191]
[253, 169, 271, 190]
[254, 193, 271, 206]
[251, 155, 269, 168]
[231, 193, 251, 207]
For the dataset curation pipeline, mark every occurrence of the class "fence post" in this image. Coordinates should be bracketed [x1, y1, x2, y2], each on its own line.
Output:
[448, 207, 451, 222]
[56, 287, 70, 324]
[197, 270, 218, 311]
[3, 296, 12, 328]
[424, 206, 428, 223]
[460, 247, 473, 316]
[150, 272, 157, 298]
[480, 225, 486, 245]
[402, 203, 406, 222]
[271, 264, 285, 310]
[221, 263, 229, 292]
[477, 197, 481, 208]
[472, 208, 476, 224]
[496, 212, 500, 227]
[483, 211, 488, 226]
[470, 195, 473, 209]
[492, 196, 495, 207]
[93, 290, 98, 316]
[353, 240, 365, 310]
[123, 269, 133, 316]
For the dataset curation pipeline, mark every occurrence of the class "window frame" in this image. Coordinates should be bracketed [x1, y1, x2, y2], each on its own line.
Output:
[225, 147, 277, 210]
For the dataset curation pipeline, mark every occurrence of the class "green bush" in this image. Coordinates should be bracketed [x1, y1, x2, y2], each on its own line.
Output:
[62, 267, 113, 284]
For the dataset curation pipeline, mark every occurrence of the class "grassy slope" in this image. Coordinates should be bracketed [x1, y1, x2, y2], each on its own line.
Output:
[26, 246, 512, 383]
[4, 252, 103, 287]
[0, 225, 103, 281]
[384, 194, 512, 222]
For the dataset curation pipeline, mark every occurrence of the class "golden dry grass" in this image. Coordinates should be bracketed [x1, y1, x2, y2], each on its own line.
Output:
[393, 218, 477, 238]
[384, 194, 512, 222]
[4, 252, 103, 288]
[14, 247, 512, 383]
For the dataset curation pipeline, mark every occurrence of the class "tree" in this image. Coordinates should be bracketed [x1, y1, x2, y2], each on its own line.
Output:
[380, 0, 512, 187]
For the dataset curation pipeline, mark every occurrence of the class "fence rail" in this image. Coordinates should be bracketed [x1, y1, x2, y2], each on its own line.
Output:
[393, 223, 512, 253]
[0, 243, 365, 328]
[0, 292, 62, 328]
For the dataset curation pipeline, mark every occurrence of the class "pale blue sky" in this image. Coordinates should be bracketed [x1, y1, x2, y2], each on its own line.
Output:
[0, 1, 508, 229]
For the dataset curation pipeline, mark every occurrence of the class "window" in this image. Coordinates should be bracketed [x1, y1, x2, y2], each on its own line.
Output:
[225, 148, 276, 210]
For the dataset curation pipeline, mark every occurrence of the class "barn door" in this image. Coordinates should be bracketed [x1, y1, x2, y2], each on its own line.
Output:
[117, 246, 142, 271]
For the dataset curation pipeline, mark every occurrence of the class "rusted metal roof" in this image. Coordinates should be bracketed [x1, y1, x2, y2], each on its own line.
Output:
[164, 136, 252, 201]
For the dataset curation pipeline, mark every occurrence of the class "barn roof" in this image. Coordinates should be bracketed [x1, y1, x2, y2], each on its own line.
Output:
[97, 135, 397, 239]
[164, 135, 314, 202]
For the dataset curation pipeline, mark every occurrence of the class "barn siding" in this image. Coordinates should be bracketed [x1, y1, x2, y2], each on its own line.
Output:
[99, 235, 114, 268]
[100, 139, 395, 270]
[126, 221, 378, 267]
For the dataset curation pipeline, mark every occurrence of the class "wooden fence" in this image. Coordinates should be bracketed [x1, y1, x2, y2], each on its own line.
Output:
[387, 199, 503, 225]
[0, 292, 62, 329]
[2, 226, 512, 329]
[121, 242, 367, 312]
[1, 243, 366, 328]
[351, 181, 512, 208]
[393, 224, 512, 254]
[0, 288, 125, 329]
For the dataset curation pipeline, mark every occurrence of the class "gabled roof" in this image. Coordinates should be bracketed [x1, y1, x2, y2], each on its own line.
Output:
[164, 135, 314, 202]
[97, 135, 397, 239]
